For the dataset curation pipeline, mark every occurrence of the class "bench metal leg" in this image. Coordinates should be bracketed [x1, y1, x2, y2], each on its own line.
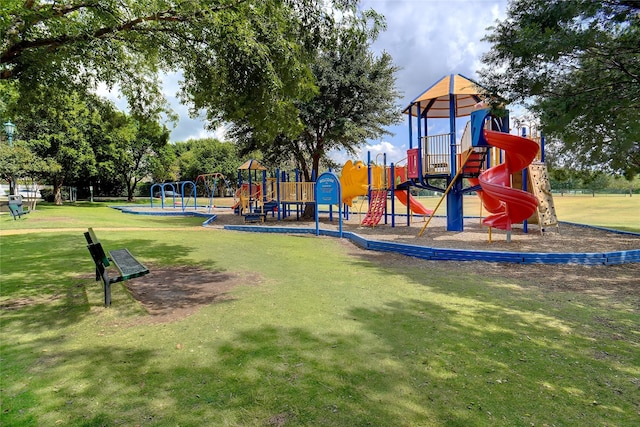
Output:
[101, 271, 112, 307]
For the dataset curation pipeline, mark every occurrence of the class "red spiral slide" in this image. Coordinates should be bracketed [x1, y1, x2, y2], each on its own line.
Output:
[474, 130, 539, 231]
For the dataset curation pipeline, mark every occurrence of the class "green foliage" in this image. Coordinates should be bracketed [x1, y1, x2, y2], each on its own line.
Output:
[2, 0, 369, 199]
[480, 0, 640, 177]
[116, 116, 170, 201]
[148, 143, 179, 183]
[2, 0, 358, 133]
[175, 138, 241, 182]
[4, 83, 171, 200]
[548, 165, 640, 196]
[14, 87, 102, 203]
[232, 9, 401, 182]
[0, 141, 37, 186]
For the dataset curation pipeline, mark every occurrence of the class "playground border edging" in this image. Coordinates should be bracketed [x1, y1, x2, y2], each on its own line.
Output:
[110, 206, 640, 265]
[222, 225, 640, 265]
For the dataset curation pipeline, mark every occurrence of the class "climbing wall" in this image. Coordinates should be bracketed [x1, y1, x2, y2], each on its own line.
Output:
[527, 162, 559, 232]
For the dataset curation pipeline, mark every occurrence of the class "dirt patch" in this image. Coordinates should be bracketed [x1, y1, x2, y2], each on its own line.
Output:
[123, 266, 257, 324]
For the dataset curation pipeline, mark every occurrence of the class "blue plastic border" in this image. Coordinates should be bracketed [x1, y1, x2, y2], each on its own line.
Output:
[223, 225, 640, 265]
[111, 205, 218, 227]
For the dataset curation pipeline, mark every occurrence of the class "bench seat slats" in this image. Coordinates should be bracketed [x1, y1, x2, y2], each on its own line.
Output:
[109, 249, 149, 280]
[8, 203, 29, 219]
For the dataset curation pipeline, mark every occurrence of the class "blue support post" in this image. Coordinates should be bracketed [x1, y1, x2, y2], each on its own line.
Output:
[416, 102, 423, 179]
[367, 151, 372, 203]
[383, 153, 388, 225]
[446, 76, 463, 231]
[521, 125, 529, 234]
[276, 168, 281, 220]
[390, 162, 396, 228]
[412, 102, 422, 227]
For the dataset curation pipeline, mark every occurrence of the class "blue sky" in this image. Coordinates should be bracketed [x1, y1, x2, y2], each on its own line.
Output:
[99, 0, 510, 164]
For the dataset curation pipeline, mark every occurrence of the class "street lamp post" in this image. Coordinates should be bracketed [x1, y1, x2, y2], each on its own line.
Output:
[4, 121, 17, 196]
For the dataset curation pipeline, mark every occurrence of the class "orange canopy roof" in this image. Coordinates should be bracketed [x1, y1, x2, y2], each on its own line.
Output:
[238, 159, 267, 170]
[404, 74, 485, 119]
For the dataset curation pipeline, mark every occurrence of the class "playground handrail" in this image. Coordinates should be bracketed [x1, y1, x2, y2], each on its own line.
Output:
[422, 133, 453, 174]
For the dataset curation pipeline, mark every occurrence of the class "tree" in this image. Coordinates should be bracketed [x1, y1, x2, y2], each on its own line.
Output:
[13, 87, 105, 204]
[2, 0, 357, 135]
[176, 138, 241, 184]
[149, 144, 180, 184]
[113, 116, 170, 202]
[579, 170, 610, 196]
[480, 0, 640, 178]
[231, 10, 401, 216]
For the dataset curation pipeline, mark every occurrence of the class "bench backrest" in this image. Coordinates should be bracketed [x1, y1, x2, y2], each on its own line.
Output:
[84, 229, 110, 267]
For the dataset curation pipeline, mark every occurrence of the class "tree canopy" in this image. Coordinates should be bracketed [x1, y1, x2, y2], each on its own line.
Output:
[175, 138, 241, 183]
[231, 9, 401, 183]
[2, 0, 358, 133]
[480, 0, 640, 178]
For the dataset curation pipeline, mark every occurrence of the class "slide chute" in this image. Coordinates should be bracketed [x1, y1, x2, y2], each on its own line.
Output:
[394, 191, 433, 216]
[475, 130, 539, 230]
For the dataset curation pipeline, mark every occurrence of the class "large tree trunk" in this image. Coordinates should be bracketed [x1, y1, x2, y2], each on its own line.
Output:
[54, 185, 63, 205]
[302, 202, 315, 219]
[300, 151, 324, 218]
[127, 183, 135, 202]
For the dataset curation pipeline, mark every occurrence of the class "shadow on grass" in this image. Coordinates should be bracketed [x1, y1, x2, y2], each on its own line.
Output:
[3, 300, 638, 426]
[3, 326, 441, 426]
[338, 248, 639, 424]
[350, 297, 631, 423]
[0, 233, 207, 328]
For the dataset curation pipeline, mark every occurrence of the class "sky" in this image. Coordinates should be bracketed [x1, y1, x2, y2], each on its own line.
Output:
[100, 0, 510, 165]
[352, 0, 509, 164]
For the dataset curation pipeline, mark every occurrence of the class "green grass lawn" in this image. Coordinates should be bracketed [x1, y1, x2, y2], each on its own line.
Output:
[1, 199, 639, 426]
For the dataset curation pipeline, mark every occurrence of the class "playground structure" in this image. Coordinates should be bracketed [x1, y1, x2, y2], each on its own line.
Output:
[150, 173, 231, 213]
[335, 74, 558, 237]
[121, 72, 638, 265]
[399, 74, 558, 236]
[148, 74, 559, 238]
[339, 156, 433, 227]
[234, 159, 316, 223]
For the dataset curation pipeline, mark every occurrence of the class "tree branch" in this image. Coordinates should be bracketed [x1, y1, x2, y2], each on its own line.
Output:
[2, 0, 249, 78]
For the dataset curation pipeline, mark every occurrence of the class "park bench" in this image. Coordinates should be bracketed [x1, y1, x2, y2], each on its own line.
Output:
[7, 196, 29, 220]
[84, 228, 149, 307]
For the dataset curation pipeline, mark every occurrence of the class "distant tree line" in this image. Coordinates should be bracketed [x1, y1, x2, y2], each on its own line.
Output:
[548, 167, 639, 197]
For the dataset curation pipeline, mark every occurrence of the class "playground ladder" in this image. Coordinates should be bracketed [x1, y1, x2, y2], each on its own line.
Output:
[527, 162, 559, 234]
[361, 190, 388, 227]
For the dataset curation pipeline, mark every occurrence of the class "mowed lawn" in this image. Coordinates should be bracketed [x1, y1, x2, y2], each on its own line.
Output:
[1, 196, 639, 426]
